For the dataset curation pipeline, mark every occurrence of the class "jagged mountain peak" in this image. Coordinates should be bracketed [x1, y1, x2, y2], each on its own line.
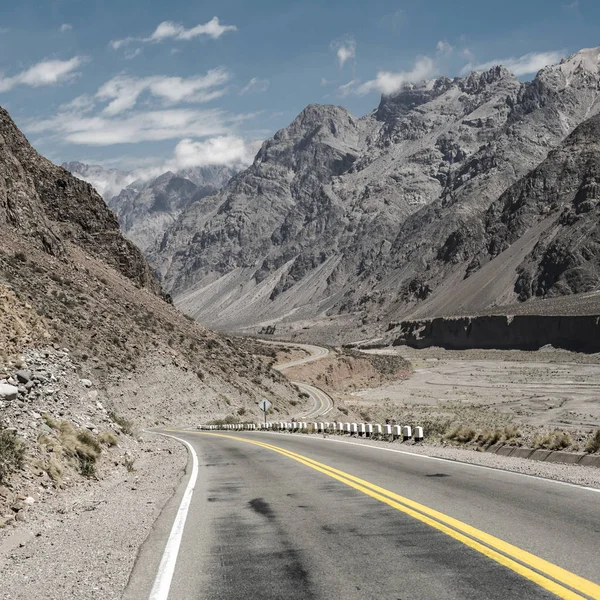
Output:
[375, 65, 519, 125]
[558, 45, 600, 73]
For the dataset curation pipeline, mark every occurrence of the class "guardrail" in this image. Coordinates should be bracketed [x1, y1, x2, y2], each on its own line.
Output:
[197, 421, 425, 441]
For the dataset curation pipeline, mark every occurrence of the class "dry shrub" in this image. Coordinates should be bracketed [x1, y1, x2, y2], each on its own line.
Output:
[445, 425, 477, 443]
[0, 427, 25, 484]
[585, 430, 600, 454]
[108, 412, 133, 435]
[99, 431, 119, 447]
[58, 421, 101, 476]
[533, 430, 572, 451]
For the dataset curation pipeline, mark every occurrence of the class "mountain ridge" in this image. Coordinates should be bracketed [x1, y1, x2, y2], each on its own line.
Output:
[149, 48, 600, 341]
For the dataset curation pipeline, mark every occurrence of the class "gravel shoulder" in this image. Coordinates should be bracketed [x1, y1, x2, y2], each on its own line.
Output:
[0, 433, 186, 600]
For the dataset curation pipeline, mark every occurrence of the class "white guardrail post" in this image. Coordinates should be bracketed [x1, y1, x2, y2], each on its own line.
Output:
[402, 425, 412, 441]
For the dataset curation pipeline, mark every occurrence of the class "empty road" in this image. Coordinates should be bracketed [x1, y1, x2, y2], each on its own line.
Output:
[269, 340, 334, 418]
[126, 431, 600, 600]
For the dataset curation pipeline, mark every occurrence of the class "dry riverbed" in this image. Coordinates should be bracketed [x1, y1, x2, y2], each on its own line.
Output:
[341, 346, 600, 453]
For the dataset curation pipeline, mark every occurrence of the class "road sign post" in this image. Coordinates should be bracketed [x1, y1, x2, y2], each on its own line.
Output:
[259, 398, 272, 426]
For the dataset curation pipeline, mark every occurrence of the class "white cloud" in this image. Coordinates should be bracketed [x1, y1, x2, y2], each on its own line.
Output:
[96, 68, 231, 116]
[239, 77, 270, 95]
[164, 136, 258, 170]
[150, 17, 237, 41]
[461, 50, 565, 76]
[346, 56, 436, 96]
[436, 40, 454, 56]
[0, 56, 86, 93]
[67, 135, 260, 197]
[111, 16, 237, 50]
[27, 107, 231, 146]
[60, 23, 72, 33]
[337, 79, 360, 97]
[124, 48, 142, 60]
[59, 94, 95, 114]
[331, 37, 356, 68]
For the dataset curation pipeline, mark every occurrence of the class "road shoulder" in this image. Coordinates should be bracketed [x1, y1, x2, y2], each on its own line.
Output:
[0, 434, 187, 600]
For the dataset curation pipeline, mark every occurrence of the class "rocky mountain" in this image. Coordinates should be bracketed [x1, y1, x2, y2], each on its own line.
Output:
[153, 47, 600, 339]
[60, 161, 135, 200]
[108, 165, 235, 252]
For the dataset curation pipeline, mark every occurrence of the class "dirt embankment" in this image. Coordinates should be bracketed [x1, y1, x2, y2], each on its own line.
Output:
[285, 349, 411, 395]
[391, 314, 600, 353]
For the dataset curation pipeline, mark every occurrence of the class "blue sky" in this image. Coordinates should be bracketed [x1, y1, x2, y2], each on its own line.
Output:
[0, 0, 597, 176]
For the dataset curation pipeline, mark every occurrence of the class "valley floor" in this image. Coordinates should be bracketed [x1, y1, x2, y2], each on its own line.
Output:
[326, 346, 599, 455]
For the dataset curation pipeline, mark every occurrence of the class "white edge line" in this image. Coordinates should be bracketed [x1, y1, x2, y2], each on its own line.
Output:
[148, 434, 199, 600]
[245, 431, 600, 495]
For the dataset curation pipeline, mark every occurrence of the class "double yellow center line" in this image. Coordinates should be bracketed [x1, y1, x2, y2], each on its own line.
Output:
[180, 431, 600, 599]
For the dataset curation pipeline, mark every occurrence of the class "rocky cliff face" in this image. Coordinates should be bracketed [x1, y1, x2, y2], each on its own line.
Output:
[109, 172, 200, 252]
[485, 114, 600, 301]
[1, 109, 158, 292]
[391, 314, 600, 353]
[153, 47, 600, 337]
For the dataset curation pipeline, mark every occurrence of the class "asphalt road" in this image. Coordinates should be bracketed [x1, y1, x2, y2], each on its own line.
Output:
[270, 342, 330, 371]
[296, 381, 334, 419]
[125, 431, 600, 600]
[268, 340, 334, 418]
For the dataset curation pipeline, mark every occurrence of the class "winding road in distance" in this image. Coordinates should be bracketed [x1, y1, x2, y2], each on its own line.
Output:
[269, 340, 335, 419]
[126, 429, 600, 600]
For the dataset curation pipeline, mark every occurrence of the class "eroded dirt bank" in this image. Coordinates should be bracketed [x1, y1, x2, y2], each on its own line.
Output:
[391, 314, 600, 353]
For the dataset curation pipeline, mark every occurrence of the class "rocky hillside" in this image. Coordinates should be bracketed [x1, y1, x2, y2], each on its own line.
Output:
[0, 105, 304, 428]
[153, 47, 600, 339]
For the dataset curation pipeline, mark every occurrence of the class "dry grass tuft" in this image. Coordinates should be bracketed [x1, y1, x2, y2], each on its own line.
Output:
[108, 412, 133, 435]
[585, 429, 600, 454]
[98, 431, 119, 447]
[56, 421, 101, 476]
[0, 427, 25, 484]
[533, 430, 572, 451]
[445, 425, 477, 443]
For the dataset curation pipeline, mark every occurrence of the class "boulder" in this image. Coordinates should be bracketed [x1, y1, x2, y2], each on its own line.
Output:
[15, 370, 31, 383]
[0, 383, 18, 401]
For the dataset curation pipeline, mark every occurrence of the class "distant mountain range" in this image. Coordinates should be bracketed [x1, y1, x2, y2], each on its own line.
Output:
[67, 47, 600, 342]
[61, 162, 236, 253]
